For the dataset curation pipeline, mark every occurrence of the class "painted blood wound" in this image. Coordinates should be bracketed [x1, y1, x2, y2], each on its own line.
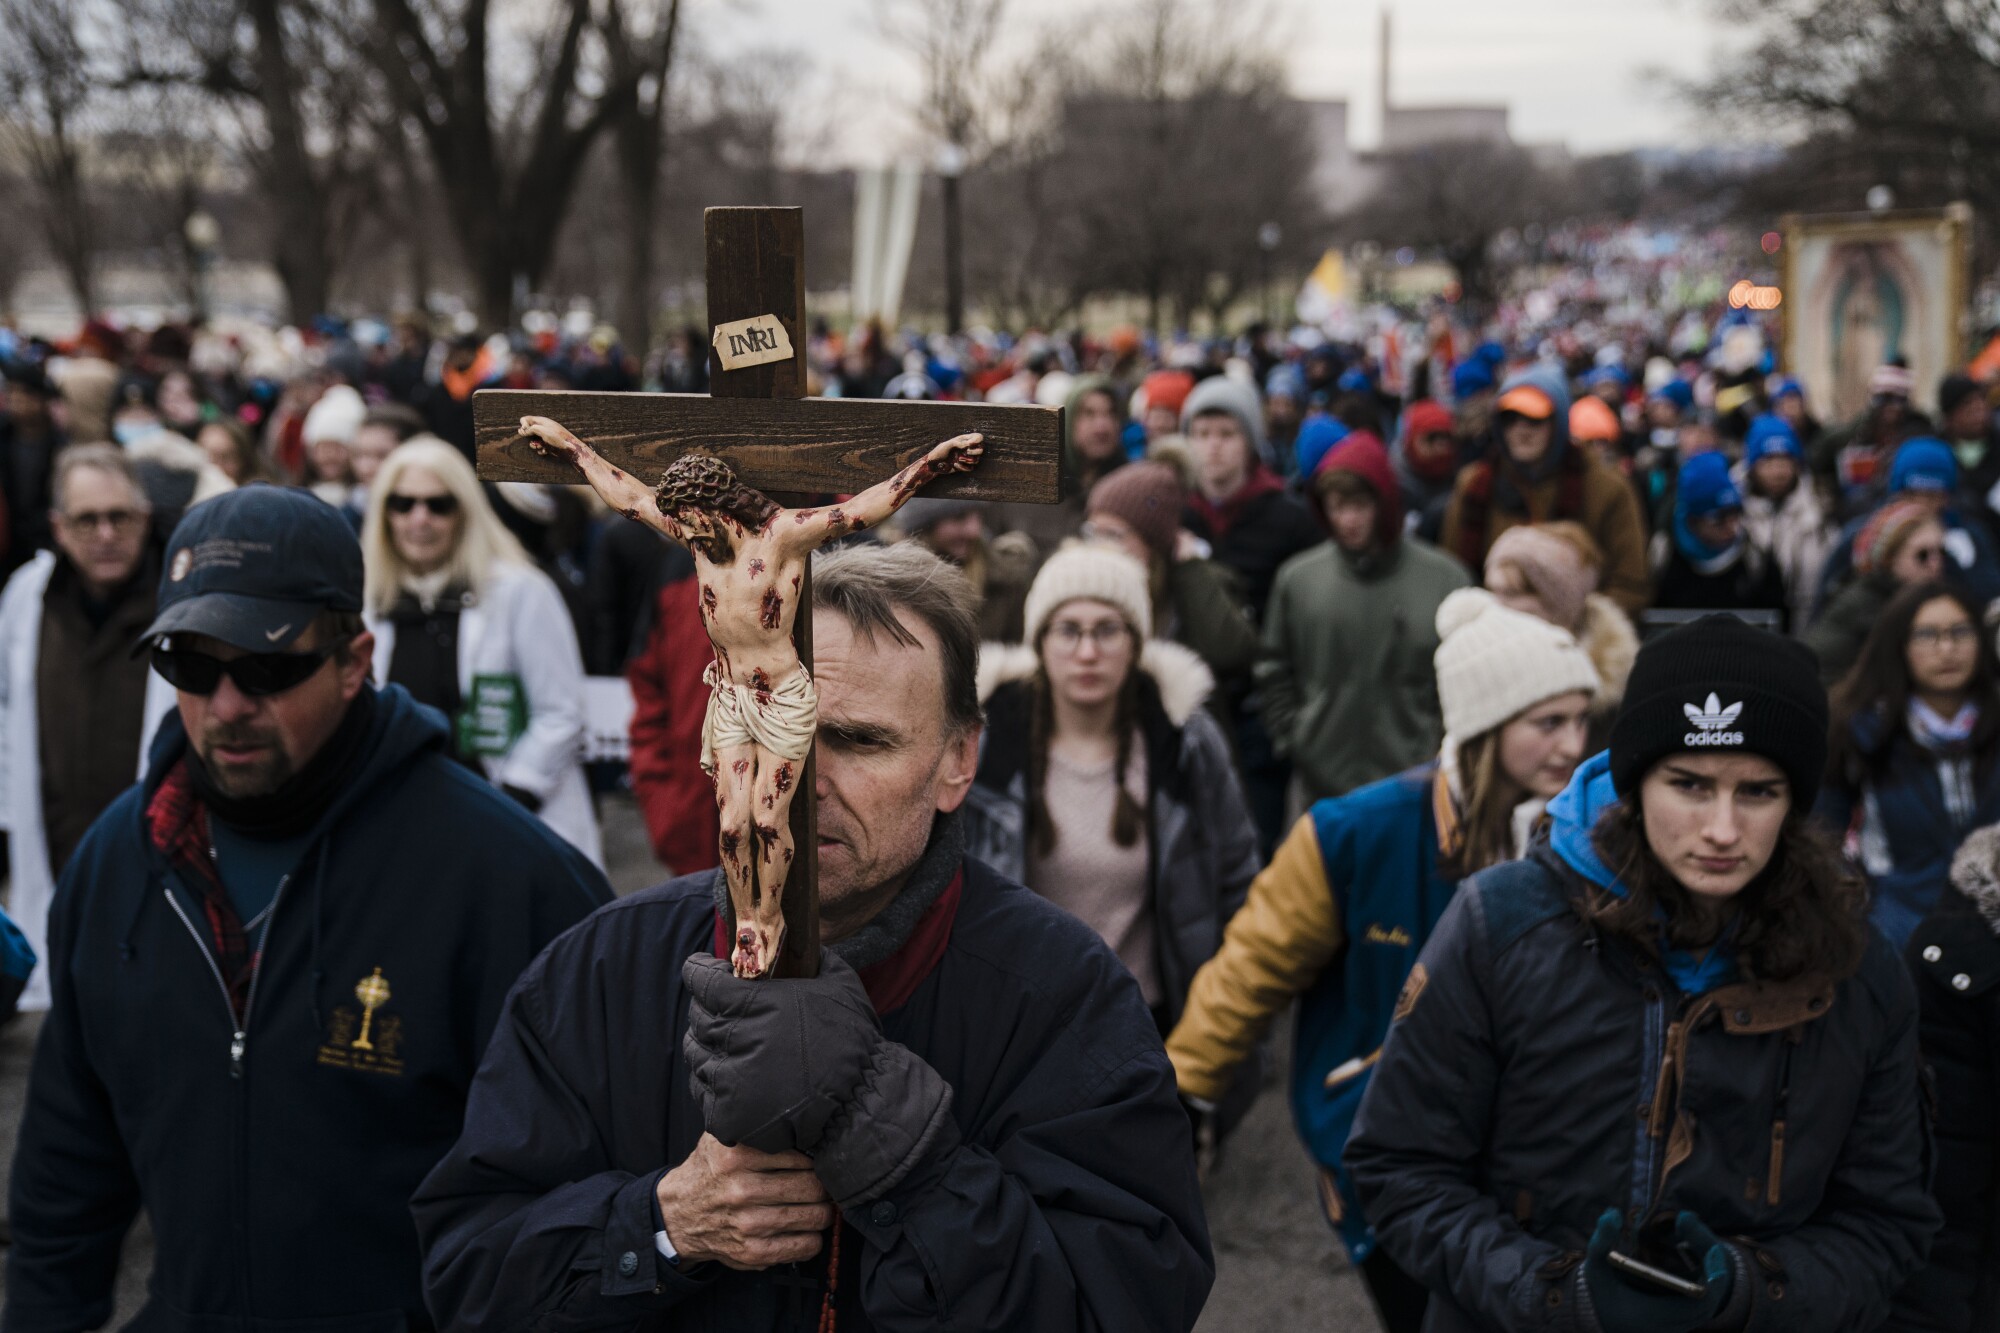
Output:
[759, 588, 783, 630]
[731, 758, 750, 777]
[794, 509, 817, 524]
[747, 558, 766, 578]
[719, 829, 742, 860]
[774, 763, 794, 796]
[701, 585, 718, 616]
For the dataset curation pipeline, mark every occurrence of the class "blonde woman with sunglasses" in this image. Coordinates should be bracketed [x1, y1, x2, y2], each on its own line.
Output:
[360, 436, 601, 865]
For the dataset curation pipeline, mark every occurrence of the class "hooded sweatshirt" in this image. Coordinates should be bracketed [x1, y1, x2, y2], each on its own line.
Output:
[6, 684, 611, 1332]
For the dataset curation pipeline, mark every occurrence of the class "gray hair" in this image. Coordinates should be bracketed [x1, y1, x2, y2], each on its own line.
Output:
[53, 443, 150, 513]
[811, 542, 983, 734]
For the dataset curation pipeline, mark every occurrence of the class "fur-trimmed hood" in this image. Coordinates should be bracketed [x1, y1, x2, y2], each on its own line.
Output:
[977, 637, 1215, 726]
[1950, 824, 2000, 937]
[1577, 593, 1638, 708]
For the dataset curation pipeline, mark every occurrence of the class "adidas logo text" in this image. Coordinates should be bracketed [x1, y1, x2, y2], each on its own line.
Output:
[1683, 693, 1744, 747]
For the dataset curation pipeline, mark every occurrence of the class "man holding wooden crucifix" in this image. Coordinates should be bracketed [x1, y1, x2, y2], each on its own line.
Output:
[511, 412, 985, 978]
[414, 539, 1214, 1332]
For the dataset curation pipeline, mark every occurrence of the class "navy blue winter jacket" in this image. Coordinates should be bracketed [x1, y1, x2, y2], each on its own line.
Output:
[412, 856, 1214, 1332]
[1347, 757, 1939, 1332]
[3, 686, 610, 1333]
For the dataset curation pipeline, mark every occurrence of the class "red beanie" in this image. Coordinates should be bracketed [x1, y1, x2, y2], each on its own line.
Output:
[1312, 432, 1404, 548]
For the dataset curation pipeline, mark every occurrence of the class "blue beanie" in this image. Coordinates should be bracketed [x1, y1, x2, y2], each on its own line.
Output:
[1743, 414, 1803, 465]
[1770, 376, 1804, 403]
[1337, 366, 1374, 395]
[1675, 451, 1743, 520]
[1293, 414, 1351, 481]
[1265, 363, 1307, 402]
[1585, 365, 1629, 390]
[1452, 360, 1496, 399]
[1473, 341, 1506, 367]
[1889, 437, 1958, 495]
[1650, 379, 1695, 412]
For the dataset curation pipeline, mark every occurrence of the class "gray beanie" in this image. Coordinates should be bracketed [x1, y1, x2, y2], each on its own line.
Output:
[896, 496, 981, 535]
[1180, 375, 1269, 466]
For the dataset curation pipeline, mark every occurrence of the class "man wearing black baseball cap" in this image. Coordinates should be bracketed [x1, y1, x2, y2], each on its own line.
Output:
[5, 485, 612, 1332]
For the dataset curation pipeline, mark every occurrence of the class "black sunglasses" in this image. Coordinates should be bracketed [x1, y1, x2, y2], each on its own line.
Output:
[385, 494, 459, 517]
[151, 645, 334, 697]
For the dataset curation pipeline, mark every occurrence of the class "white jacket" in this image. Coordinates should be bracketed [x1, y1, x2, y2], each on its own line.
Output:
[0, 551, 177, 1011]
[366, 561, 603, 866]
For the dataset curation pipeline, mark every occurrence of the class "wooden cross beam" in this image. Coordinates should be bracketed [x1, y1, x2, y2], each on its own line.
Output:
[474, 206, 1063, 979]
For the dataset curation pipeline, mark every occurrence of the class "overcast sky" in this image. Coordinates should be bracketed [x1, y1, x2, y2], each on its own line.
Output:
[698, 0, 1749, 165]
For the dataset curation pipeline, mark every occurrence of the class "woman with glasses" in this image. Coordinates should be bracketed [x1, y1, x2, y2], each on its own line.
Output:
[963, 545, 1260, 1063]
[1821, 581, 2000, 946]
[360, 437, 601, 865]
[1807, 500, 1947, 685]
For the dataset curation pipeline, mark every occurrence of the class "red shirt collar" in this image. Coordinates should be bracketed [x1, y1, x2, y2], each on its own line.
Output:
[709, 868, 963, 1015]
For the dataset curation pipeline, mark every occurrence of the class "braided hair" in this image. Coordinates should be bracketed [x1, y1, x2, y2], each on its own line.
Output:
[1027, 646, 1148, 859]
[653, 453, 781, 530]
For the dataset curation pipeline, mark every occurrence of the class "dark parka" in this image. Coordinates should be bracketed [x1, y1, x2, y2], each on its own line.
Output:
[3, 687, 611, 1333]
[1893, 824, 2000, 1332]
[411, 854, 1214, 1333]
[962, 638, 1262, 1032]
[1346, 756, 1939, 1332]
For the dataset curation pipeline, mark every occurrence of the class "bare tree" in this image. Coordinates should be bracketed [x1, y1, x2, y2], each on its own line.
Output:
[1049, 0, 1323, 332]
[112, 0, 387, 322]
[365, 0, 644, 329]
[1352, 139, 1553, 315]
[878, 0, 1009, 331]
[602, 0, 683, 351]
[1692, 0, 2000, 259]
[0, 0, 101, 313]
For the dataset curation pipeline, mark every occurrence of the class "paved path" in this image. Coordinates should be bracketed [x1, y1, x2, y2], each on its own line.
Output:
[0, 793, 1378, 1329]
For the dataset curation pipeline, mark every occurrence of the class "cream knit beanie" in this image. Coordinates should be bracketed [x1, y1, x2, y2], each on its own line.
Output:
[1434, 588, 1600, 743]
[1022, 543, 1152, 644]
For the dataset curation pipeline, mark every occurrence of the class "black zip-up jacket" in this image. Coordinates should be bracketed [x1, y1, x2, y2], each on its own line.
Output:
[3, 685, 611, 1333]
[1346, 838, 1939, 1332]
[412, 858, 1214, 1332]
[1893, 824, 2000, 1332]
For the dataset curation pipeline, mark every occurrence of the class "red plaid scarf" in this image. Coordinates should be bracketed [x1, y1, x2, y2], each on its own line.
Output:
[146, 758, 254, 1020]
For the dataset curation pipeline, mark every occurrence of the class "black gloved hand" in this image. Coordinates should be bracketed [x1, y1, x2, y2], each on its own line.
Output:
[682, 951, 956, 1209]
[1577, 1209, 1740, 1333]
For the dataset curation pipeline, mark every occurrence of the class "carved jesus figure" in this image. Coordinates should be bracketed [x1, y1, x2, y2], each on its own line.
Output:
[514, 415, 985, 976]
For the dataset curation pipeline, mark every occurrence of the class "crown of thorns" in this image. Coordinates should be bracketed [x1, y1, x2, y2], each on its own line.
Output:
[655, 453, 741, 508]
[653, 453, 776, 523]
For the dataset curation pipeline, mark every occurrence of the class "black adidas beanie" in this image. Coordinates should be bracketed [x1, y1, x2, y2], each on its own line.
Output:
[1608, 615, 1829, 809]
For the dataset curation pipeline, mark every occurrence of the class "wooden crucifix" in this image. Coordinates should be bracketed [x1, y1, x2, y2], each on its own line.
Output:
[474, 206, 1063, 980]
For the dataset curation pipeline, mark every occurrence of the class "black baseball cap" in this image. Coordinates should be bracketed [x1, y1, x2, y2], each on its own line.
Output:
[139, 484, 364, 654]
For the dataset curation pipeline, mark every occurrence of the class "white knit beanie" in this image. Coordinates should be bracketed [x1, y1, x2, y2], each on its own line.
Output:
[1434, 588, 1600, 743]
[1022, 543, 1152, 645]
[301, 384, 366, 446]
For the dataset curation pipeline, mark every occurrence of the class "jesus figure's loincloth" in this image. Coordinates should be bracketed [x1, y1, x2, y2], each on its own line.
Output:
[699, 660, 819, 775]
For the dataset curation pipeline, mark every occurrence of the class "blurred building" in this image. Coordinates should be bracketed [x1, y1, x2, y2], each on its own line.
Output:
[1302, 7, 1517, 217]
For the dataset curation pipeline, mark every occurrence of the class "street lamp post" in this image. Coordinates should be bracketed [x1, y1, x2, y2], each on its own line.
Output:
[1256, 221, 1282, 327]
[184, 210, 221, 326]
[939, 144, 968, 336]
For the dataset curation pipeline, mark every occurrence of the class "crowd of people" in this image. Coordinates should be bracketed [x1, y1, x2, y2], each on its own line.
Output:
[0, 297, 1996, 1330]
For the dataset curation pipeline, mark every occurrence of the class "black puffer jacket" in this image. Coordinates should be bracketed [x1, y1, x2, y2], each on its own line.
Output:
[1347, 830, 1939, 1332]
[1893, 824, 2000, 1332]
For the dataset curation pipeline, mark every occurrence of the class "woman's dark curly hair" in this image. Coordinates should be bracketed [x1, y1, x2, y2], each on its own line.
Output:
[653, 453, 780, 529]
[1583, 797, 1868, 983]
